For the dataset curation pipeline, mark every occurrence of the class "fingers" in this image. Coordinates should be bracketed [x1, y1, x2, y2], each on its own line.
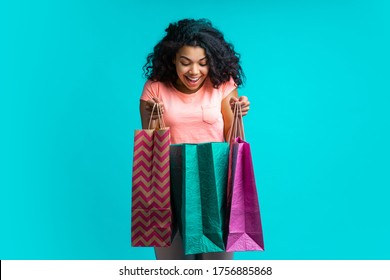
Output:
[145, 98, 165, 120]
[229, 96, 239, 105]
[230, 96, 250, 116]
[239, 96, 250, 116]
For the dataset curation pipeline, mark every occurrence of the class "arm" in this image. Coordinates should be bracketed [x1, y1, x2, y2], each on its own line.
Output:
[140, 100, 152, 129]
[139, 98, 165, 129]
[221, 89, 238, 140]
[221, 89, 251, 140]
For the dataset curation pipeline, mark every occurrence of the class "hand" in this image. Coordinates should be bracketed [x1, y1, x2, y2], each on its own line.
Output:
[230, 96, 250, 116]
[145, 97, 165, 120]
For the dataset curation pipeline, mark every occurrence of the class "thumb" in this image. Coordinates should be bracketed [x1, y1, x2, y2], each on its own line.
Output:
[230, 96, 239, 104]
[238, 96, 248, 102]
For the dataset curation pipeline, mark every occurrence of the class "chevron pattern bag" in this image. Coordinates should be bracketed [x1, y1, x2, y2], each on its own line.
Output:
[131, 104, 172, 247]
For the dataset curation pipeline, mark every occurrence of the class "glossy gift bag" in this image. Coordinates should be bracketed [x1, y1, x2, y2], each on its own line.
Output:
[131, 104, 172, 247]
[225, 103, 264, 252]
[170, 142, 229, 255]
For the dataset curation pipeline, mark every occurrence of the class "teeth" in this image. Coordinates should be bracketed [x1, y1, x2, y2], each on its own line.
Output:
[187, 76, 200, 82]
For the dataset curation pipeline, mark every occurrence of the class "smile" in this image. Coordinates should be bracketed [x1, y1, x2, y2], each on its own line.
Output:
[185, 76, 201, 83]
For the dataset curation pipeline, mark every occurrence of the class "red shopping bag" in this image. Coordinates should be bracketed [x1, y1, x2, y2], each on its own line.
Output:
[225, 103, 264, 252]
[131, 104, 172, 247]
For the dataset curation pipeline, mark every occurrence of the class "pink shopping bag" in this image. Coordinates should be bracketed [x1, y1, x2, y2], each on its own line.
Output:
[225, 103, 264, 252]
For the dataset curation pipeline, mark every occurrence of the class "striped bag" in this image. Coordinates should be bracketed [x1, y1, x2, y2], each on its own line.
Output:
[131, 104, 172, 247]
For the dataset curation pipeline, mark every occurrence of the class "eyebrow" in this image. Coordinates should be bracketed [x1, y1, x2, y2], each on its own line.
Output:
[179, 56, 207, 61]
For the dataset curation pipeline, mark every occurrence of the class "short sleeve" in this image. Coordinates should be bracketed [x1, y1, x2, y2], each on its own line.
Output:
[221, 77, 238, 99]
[140, 80, 160, 101]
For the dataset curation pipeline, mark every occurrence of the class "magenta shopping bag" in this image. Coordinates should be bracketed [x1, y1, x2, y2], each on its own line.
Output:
[225, 103, 264, 252]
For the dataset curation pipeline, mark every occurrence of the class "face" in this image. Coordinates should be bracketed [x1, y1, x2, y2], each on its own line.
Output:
[173, 45, 209, 94]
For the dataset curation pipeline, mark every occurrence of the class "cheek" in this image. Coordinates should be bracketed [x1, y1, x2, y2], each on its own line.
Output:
[175, 65, 186, 76]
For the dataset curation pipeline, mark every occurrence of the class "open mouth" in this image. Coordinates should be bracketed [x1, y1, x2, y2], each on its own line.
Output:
[185, 76, 201, 85]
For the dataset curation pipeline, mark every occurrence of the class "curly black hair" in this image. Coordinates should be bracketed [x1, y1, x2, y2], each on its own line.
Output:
[143, 18, 245, 88]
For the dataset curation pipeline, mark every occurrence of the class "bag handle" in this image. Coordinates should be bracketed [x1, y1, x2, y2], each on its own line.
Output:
[227, 102, 245, 143]
[147, 103, 166, 130]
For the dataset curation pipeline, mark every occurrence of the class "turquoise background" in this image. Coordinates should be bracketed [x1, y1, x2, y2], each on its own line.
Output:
[1, 0, 389, 259]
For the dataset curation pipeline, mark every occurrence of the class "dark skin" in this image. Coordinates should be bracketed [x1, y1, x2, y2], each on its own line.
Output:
[140, 46, 250, 139]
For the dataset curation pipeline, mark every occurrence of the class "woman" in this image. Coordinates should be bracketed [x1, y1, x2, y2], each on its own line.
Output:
[139, 18, 250, 260]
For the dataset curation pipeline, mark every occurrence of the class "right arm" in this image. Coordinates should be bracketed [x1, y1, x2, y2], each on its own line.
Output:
[139, 98, 165, 129]
[140, 81, 165, 129]
[140, 100, 151, 129]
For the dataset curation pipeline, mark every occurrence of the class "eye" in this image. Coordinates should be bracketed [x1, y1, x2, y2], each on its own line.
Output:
[180, 60, 191, 66]
[199, 60, 208, 67]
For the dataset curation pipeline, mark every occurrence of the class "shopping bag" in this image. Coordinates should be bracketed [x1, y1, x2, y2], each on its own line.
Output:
[225, 103, 264, 252]
[170, 142, 229, 255]
[131, 104, 172, 247]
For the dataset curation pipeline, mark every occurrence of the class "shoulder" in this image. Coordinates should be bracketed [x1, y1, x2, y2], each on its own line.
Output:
[141, 80, 160, 100]
[222, 76, 237, 90]
[143, 79, 160, 90]
[219, 77, 238, 98]
[141, 79, 173, 101]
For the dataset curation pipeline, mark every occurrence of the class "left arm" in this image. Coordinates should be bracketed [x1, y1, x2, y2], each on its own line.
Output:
[221, 89, 238, 140]
[221, 90, 250, 140]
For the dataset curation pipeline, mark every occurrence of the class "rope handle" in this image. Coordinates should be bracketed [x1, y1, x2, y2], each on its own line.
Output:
[147, 102, 166, 130]
[227, 102, 245, 143]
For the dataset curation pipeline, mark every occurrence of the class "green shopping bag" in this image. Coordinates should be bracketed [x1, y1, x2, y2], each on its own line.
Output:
[170, 142, 229, 255]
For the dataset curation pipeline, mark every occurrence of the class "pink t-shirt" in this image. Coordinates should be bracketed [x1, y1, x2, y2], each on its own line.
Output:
[140, 78, 237, 144]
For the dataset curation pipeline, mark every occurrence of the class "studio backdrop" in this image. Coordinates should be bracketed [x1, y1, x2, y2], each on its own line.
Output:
[1, 0, 390, 259]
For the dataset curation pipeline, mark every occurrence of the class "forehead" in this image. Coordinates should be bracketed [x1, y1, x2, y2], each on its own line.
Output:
[176, 45, 206, 59]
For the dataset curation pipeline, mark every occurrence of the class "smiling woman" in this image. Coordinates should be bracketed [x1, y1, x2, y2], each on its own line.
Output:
[140, 19, 250, 140]
[135, 18, 250, 260]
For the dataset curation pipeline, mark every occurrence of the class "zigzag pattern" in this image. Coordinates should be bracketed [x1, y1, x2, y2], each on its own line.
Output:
[132, 227, 172, 247]
[132, 130, 154, 193]
[132, 191, 170, 209]
[131, 128, 172, 247]
[132, 210, 172, 228]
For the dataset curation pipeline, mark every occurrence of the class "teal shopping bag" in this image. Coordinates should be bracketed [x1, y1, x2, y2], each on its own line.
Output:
[170, 142, 229, 255]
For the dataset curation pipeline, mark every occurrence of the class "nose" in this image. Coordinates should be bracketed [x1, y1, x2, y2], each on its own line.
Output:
[189, 64, 199, 75]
